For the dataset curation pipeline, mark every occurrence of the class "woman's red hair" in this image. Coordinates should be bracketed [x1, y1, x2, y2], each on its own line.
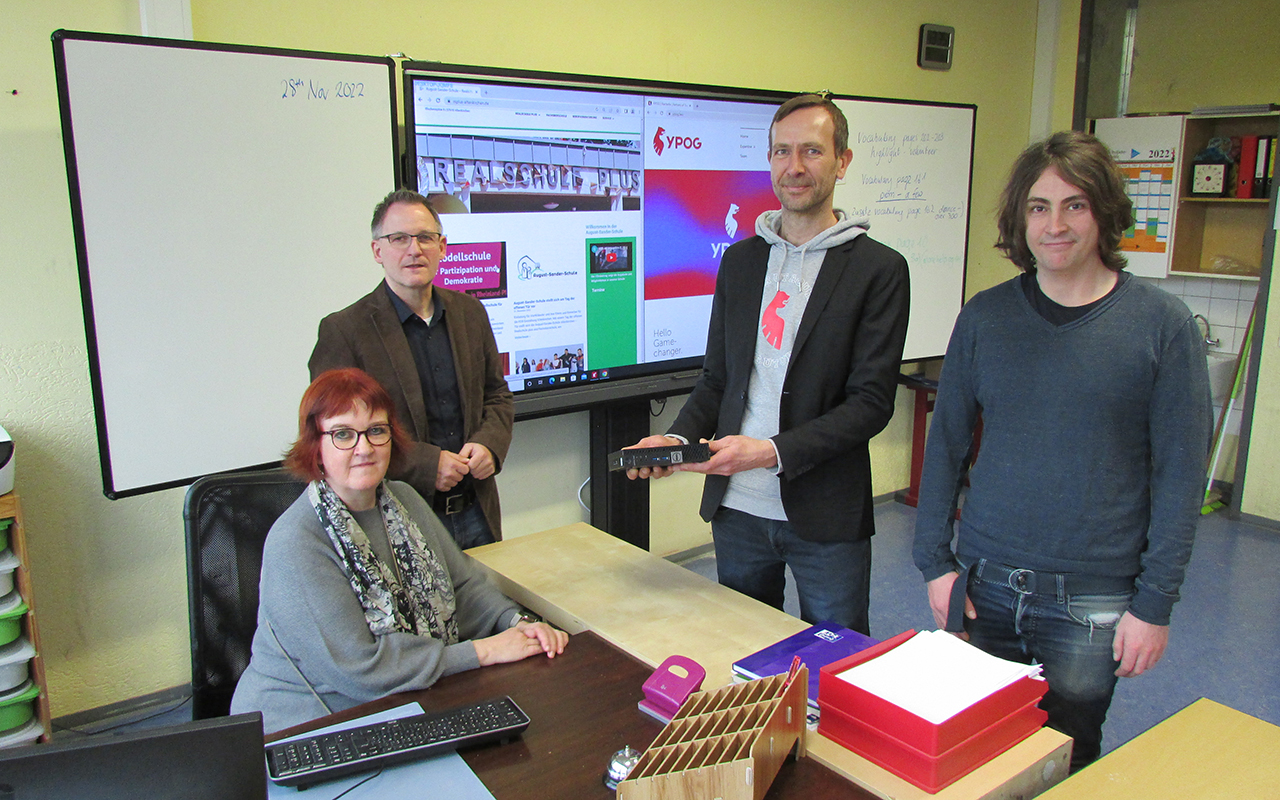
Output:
[284, 368, 411, 482]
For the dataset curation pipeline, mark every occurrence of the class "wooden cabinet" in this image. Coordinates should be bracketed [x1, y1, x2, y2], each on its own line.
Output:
[1094, 111, 1279, 279]
[1171, 113, 1278, 278]
[0, 493, 52, 743]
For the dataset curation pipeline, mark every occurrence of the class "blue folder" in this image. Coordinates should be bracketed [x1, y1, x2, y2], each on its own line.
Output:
[732, 622, 878, 708]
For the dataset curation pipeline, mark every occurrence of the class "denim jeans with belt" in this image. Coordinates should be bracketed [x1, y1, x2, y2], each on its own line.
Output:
[962, 558, 1134, 771]
[711, 507, 872, 635]
[437, 502, 495, 550]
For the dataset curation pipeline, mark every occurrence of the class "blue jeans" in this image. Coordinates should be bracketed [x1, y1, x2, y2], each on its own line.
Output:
[711, 507, 871, 634]
[962, 558, 1134, 771]
[436, 503, 495, 549]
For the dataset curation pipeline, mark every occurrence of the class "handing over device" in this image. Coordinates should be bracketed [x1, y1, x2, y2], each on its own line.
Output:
[608, 443, 711, 472]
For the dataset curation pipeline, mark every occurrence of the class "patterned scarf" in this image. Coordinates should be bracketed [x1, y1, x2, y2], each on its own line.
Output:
[308, 480, 459, 644]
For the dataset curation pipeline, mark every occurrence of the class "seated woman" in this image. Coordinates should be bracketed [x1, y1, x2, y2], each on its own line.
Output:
[231, 368, 567, 733]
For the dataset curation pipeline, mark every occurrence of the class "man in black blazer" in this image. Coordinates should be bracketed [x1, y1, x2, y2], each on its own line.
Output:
[628, 96, 909, 634]
[310, 190, 514, 546]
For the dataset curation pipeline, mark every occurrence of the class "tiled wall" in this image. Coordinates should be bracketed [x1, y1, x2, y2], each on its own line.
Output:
[1154, 274, 1261, 357]
[1146, 273, 1260, 454]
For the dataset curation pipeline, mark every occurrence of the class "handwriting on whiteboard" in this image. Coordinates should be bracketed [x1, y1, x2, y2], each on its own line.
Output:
[846, 201, 964, 222]
[280, 79, 366, 100]
[857, 131, 945, 164]
[864, 171, 929, 203]
[850, 128, 963, 221]
[890, 235, 965, 266]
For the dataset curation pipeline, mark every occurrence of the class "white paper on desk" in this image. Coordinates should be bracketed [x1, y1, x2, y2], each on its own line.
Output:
[266, 702, 496, 800]
[836, 630, 1042, 725]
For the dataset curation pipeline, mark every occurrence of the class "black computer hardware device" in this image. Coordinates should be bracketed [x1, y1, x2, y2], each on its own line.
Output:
[607, 443, 712, 472]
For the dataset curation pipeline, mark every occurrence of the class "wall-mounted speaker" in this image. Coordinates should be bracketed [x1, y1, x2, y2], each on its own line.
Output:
[918, 24, 955, 71]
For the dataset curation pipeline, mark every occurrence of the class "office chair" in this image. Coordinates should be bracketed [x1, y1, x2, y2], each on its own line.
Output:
[184, 468, 306, 719]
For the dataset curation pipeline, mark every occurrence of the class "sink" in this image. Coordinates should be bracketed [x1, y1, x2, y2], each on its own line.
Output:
[1207, 352, 1238, 405]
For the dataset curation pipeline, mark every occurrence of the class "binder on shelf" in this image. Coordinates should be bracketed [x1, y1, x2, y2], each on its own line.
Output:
[1255, 136, 1275, 198]
[1268, 137, 1278, 198]
[732, 621, 877, 710]
[1236, 134, 1259, 198]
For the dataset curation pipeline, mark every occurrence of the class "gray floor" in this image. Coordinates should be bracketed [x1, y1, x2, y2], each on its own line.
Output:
[680, 499, 1280, 757]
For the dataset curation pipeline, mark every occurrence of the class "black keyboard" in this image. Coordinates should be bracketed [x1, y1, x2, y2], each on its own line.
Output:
[264, 696, 530, 789]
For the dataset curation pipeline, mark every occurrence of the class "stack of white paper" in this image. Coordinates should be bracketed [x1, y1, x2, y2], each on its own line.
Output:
[836, 630, 1043, 725]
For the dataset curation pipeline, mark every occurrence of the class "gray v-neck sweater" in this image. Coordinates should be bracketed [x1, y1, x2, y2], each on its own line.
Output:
[913, 274, 1211, 625]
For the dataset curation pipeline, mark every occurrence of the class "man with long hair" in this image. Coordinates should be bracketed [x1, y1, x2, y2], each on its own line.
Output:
[914, 131, 1211, 770]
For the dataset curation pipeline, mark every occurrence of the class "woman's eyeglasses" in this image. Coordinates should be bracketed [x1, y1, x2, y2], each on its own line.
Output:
[322, 425, 392, 450]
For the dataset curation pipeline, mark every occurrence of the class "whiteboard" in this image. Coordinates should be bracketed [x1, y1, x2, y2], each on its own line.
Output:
[54, 31, 397, 497]
[832, 97, 974, 361]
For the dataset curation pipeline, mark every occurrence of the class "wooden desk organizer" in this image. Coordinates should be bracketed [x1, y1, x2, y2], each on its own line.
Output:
[617, 668, 807, 800]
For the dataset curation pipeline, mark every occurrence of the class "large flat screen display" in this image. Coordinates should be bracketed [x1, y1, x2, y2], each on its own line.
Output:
[403, 64, 790, 417]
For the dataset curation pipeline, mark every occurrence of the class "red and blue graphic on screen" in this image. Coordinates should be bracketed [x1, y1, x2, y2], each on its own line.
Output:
[643, 170, 776, 300]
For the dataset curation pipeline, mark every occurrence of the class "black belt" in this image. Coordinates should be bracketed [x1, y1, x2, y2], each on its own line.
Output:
[946, 560, 1134, 633]
[432, 488, 475, 516]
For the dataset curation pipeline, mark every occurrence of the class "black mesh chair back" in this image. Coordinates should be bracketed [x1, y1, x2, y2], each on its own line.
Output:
[184, 468, 306, 719]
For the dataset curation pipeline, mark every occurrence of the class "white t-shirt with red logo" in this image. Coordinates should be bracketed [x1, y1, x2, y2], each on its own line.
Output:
[721, 210, 869, 521]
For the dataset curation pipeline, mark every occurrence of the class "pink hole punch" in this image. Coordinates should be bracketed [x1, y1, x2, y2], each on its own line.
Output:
[638, 655, 706, 723]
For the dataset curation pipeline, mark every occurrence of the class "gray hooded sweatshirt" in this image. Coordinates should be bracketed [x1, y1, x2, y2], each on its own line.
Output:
[721, 209, 871, 521]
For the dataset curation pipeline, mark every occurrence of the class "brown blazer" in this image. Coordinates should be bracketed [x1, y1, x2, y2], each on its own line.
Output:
[308, 282, 514, 538]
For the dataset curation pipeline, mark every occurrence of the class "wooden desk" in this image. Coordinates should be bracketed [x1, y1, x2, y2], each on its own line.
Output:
[271, 632, 870, 799]
[471, 523, 1073, 800]
[1038, 698, 1280, 799]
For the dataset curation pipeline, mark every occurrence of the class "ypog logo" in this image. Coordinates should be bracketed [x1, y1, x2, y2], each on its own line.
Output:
[724, 203, 740, 238]
[651, 127, 702, 156]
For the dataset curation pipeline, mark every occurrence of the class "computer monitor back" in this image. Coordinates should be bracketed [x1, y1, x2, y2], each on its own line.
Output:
[0, 712, 266, 800]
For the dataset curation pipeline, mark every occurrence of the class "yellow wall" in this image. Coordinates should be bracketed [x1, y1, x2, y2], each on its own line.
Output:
[1, 0, 196, 717]
[1117, 0, 1280, 520]
[4, 0, 1061, 715]
[1126, 0, 1280, 115]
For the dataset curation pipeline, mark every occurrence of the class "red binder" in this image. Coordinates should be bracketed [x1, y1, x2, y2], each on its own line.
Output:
[1237, 135, 1259, 198]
